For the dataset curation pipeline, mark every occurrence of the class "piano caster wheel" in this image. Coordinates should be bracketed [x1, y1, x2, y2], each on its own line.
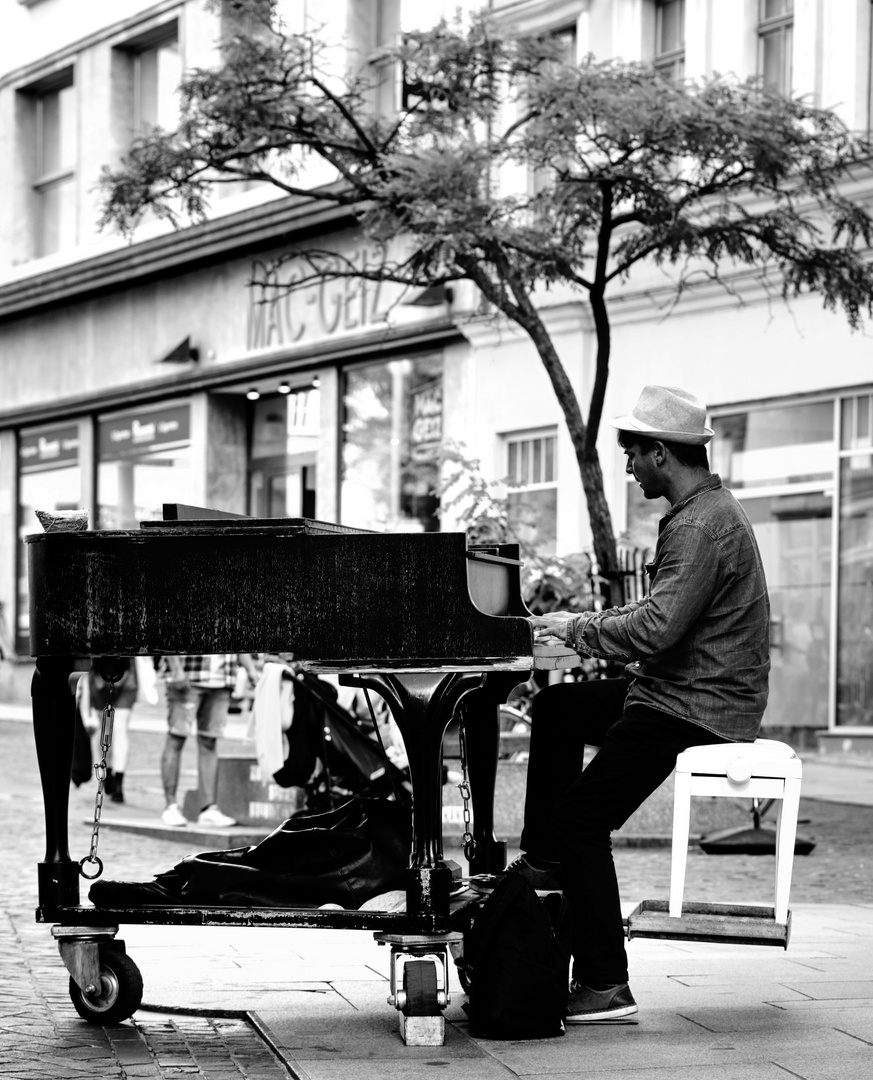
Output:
[398, 961, 445, 1046]
[68, 945, 143, 1025]
[400, 959, 440, 1012]
[377, 932, 460, 1046]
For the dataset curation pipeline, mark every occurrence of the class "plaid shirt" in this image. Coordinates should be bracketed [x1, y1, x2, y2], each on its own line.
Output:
[158, 655, 238, 689]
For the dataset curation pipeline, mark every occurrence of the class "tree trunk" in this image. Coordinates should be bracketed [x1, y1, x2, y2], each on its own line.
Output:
[575, 445, 619, 586]
[499, 292, 620, 586]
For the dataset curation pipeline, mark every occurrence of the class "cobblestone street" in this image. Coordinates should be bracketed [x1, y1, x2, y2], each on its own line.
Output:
[0, 718, 294, 1079]
[3, 715, 873, 1077]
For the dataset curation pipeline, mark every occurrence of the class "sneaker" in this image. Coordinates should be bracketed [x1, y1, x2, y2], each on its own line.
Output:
[161, 803, 188, 827]
[565, 981, 638, 1023]
[197, 805, 237, 828]
[503, 852, 563, 891]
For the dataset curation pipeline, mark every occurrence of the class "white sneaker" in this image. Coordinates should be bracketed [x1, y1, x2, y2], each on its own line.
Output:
[197, 804, 237, 828]
[161, 803, 188, 827]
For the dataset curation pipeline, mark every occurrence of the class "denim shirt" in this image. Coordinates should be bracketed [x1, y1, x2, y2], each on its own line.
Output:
[565, 475, 770, 741]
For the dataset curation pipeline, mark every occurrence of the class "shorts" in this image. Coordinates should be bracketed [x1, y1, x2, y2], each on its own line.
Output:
[166, 686, 230, 738]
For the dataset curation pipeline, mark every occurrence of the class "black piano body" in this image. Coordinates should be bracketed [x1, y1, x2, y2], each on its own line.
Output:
[27, 515, 577, 935]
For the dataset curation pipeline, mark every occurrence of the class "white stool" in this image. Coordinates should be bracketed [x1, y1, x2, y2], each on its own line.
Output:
[669, 739, 803, 924]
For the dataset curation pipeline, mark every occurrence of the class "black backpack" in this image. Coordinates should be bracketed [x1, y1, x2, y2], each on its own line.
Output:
[461, 873, 571, 1040]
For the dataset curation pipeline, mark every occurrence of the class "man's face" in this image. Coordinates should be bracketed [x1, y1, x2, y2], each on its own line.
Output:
[623, 441, 663, 500]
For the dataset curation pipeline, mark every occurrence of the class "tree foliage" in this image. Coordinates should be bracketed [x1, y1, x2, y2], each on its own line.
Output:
[99, 1, 873, 587]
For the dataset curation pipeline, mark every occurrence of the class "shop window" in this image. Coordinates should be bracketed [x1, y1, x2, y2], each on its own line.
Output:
[711, 399, 835, 735]
[836, 450, 873, 726]
[17, 423, 82, 653]
[654, 0, 685, 83]
[743, 491, 832, 730]
[836, 391, 873, 727]
[341, 354, 443, 532]
[711, 401, 834, 490]
[21, 68, 77, 257]
[504, 429, 558, 556]
[96, 403, 192, 529]
[758, 0, 793, 94]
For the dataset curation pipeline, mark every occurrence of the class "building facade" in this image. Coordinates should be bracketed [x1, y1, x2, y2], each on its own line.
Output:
[1, 0, 873, 753]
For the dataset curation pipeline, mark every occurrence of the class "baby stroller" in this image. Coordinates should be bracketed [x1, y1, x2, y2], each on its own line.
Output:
[270, 668, 413, 814]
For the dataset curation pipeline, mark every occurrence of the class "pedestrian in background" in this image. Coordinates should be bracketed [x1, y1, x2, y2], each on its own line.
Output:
[158, 654, 258, 827]
[83, 660, 138, 803]
[74, 657, 159, 800]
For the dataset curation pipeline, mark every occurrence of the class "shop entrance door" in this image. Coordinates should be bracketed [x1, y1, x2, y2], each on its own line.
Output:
[250, 458, 316, 519]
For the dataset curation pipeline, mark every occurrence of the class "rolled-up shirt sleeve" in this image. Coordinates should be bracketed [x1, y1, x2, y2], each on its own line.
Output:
[563, 523, 721, 662]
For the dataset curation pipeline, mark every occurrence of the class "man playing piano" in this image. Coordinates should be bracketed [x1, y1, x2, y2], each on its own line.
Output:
[514, 384, 770, 1024]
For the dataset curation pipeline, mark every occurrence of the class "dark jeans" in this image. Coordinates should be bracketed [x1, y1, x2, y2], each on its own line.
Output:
[520, 678, 730, 986]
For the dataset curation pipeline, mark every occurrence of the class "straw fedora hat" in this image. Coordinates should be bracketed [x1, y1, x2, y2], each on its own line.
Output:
[609, 385, 714, 445]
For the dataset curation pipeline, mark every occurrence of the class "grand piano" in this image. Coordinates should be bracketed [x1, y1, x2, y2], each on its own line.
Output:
[27, 509, 577, 1042]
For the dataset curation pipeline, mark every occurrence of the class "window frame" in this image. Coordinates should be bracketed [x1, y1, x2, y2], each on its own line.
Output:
[653, 0, 685, 83]
[757, 0, 794, 95]
[22, 66, 77, 258]
[503, 426, 559, 556]
[505, 428, 558, 491]
[115, 20, 180, 137]
[526, 22, 578, 196]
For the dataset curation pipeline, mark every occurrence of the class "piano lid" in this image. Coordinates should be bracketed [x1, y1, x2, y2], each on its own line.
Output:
[26, 526, 535, 669]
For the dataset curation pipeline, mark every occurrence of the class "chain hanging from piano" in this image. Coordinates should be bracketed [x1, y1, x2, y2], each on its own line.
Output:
[457, 718, 476, 863]
[78, 673, 117, 881]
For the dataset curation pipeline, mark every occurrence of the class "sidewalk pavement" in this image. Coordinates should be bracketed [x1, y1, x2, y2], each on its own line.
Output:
[4, 704, 873, 1079]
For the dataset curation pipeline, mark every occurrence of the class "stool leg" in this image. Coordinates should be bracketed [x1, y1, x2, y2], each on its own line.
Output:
[669, 772, 693, 917]
[774, 777, 801, 924]
[773, 777, 799, 920]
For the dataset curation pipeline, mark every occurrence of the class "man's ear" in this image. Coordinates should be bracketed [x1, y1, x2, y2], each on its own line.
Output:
[651, 440, 668, 464]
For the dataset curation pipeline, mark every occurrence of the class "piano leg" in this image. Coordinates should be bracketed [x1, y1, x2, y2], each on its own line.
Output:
[339, 671, 484, 920]
[457, 671, 526, 876]
[32, 655, 81, 913]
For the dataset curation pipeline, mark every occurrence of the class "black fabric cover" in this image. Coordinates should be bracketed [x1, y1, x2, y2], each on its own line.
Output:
[89, 796, 411, 910]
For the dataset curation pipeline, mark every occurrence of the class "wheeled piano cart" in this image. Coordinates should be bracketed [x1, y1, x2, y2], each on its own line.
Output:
[27, 510, 577, 1045]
